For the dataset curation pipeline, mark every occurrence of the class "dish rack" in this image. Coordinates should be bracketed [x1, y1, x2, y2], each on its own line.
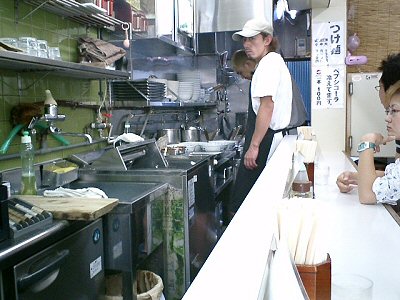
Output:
[111, 79, 166, 107]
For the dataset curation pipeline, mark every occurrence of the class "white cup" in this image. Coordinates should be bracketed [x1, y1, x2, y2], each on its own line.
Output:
[332, 274, 373, 300]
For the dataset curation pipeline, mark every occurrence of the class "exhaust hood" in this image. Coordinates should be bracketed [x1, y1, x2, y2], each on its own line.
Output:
[196, 0, 273, 33]
[194, 0, 272, 55]
[131, 0, 273, 57]
[287, 0, 330, 11]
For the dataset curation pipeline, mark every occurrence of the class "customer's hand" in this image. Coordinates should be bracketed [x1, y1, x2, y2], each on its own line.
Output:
[336, 171, 358, 193]
[244, 144, 259, 170]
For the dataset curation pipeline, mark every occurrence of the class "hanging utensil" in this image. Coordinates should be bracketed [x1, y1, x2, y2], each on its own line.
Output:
[122, 22, 130, 48]
[218, 50, 228, 69]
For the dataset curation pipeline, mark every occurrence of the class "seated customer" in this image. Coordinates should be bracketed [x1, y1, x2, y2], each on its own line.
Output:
[337, 81, 400, 205]
[337, 53, 400, 194]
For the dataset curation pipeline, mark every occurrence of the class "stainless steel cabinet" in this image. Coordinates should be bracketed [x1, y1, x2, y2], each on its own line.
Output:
[13, 219, 105, 300]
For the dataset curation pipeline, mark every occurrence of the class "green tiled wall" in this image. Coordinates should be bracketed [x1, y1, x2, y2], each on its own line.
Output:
[0, 0, 108, 170]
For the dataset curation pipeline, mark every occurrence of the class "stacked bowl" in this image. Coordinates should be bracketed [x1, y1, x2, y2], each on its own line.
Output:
[178, 81, 193, 101]
[178, 71, 201, 102]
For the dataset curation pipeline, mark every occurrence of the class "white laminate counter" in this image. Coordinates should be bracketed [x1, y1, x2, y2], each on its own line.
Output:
[182, 135, 400, 300]
[314, 151, 400, 300]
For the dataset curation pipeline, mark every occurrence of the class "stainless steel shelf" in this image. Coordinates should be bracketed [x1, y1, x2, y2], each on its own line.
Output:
[113, 100, 217, 109]
[19, 0, 125, 28]
[0, 51, 129, 79]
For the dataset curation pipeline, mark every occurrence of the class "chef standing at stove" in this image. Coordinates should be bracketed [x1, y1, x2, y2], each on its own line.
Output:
[228, 18, 293, 217]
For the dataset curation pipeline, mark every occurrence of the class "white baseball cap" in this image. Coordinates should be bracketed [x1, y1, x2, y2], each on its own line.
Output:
[232, 18, 274, 41]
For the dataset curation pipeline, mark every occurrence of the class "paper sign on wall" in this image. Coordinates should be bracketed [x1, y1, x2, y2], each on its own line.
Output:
[312, 65, 345, 109]
[311, 21, 346, 109]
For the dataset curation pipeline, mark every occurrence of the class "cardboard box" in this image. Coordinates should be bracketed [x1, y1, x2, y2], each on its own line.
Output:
[296, 255, 331, 300]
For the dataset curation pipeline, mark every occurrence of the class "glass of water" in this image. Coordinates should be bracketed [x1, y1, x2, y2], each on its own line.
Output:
[48, 47, 62, 60]
[332, 273, 373, 300]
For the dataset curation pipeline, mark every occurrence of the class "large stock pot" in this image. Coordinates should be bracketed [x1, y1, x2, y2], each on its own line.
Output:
[157, 129, 181, 144]
[181, 127, 201, 142]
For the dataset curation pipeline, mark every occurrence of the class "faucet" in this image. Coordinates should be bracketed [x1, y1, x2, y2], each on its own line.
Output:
[49, 124, 93, 143]
[26, 90, 92, 145]
[28, 114, 66, 132]
[28, 89, 66, 130]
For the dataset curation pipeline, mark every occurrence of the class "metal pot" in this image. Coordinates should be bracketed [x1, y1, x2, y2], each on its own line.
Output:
[157, 129, 181, 144]
[181, 127, 201, 142]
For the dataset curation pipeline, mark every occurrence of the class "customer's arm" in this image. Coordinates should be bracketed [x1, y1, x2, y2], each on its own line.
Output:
[358, 133, 394, 204]
[244, 96, 273, 170]
[358, 148, 379, 204]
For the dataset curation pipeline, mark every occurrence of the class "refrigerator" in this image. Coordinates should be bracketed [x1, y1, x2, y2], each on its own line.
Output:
[347, 72, 395, 158]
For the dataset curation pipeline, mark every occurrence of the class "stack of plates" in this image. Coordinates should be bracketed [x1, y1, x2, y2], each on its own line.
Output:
[111, 79, 166, 102]
[177, 71, 201, 101]
[148, 78, 168, 96]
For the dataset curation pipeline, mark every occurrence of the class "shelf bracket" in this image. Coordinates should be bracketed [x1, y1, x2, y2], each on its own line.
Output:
[15, 0, 52, 23]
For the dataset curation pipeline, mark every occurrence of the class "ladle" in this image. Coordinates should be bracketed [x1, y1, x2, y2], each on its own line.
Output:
[122, 22, 130, 48]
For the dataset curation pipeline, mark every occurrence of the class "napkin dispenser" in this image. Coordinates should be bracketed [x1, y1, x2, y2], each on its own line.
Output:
[296, 254, 331, 300]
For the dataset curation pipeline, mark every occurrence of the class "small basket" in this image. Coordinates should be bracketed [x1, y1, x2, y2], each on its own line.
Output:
[296, 254, 331, 300]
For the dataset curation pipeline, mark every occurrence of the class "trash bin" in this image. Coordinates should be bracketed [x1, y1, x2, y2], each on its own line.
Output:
[137, 270, 164, 300]
[105, 270, 164, 300]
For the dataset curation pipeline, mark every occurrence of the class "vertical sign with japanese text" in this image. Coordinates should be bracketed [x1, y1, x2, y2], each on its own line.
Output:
[312, 21, 345, 109]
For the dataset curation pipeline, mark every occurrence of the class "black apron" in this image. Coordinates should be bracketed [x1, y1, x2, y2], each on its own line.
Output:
[229, 84, 276, 213]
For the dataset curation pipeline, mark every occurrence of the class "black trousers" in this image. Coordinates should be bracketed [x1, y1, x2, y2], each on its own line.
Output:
[228, 127, 276, 213]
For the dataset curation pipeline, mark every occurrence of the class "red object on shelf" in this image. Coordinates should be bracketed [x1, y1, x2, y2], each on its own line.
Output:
[109, 0, 114, 16]
[131, 11, 147, 32]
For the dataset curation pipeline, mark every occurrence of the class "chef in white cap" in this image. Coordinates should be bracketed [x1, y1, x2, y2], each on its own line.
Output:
[229, 18, 293, 215]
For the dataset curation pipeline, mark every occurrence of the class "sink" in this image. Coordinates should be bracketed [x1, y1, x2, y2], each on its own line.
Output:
[65, 181, 165, 204]
[165, 155, 205, 170]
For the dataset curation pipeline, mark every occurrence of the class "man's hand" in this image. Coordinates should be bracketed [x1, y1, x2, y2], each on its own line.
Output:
[244, 144, 259, 170]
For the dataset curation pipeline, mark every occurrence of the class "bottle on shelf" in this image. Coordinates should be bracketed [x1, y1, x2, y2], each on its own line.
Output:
[20, 131, 37, 195]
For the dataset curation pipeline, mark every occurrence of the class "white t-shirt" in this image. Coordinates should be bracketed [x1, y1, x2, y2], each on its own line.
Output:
[251, 51, 293, 130]
[250, 52, 293, 161]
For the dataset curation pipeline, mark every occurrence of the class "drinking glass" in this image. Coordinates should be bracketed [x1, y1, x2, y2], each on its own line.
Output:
[315, 163, 330, 185]
[332, 273, 373, 300]
[48, 47, 62, 60]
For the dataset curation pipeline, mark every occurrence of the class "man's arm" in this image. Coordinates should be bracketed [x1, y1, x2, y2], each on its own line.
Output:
[244, 96, 274, 170]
